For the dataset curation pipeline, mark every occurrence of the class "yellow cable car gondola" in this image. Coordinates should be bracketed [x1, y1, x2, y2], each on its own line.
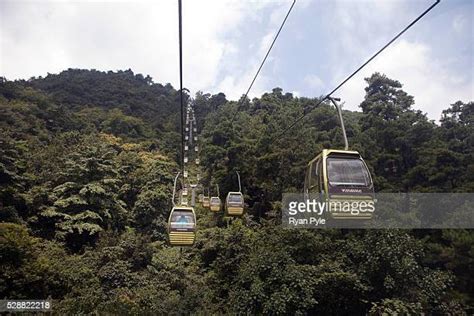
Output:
[168, 173, 196, 246]
[210, 197, 221, 212]
[202, 196, 210, 208]
[168, 206, 196, 245]
[303, 97, 374, 219]
[225, 171, 245, 216]
[209, 185, 221, 212]
[225, 192, 244, 216]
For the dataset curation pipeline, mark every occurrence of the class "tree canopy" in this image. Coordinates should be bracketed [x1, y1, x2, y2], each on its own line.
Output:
[0, 69, 472, 314]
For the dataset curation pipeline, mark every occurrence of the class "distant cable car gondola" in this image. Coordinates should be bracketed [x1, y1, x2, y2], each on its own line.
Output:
[304, 97, 374, 219]
[225, 172, 245, 216]
[225, 192, 244, 216]
[210, 197, 221, 212]
[195, 158, 200, 165]
[202, 196, 210, 208]
[210, 185, 221, 212]
[168, 173, 196, 246]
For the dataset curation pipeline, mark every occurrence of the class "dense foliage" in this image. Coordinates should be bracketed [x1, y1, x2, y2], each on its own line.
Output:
[0, 69, 472, 314]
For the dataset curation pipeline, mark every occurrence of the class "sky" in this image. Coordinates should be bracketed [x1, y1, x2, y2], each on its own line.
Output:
[0, 0, 473, 120]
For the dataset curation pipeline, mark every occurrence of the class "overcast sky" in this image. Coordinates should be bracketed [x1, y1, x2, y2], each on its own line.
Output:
[1, 0, 472, 120]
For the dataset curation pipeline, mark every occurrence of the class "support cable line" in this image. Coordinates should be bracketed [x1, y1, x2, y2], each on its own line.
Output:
[178, 0, 185, 177]
[230, 0, 296, 123]
[269, 0, 440, 144]
[167, 0, 196, 247]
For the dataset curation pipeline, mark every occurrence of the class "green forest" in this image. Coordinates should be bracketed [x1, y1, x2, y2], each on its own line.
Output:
[1, 69, 473, 314]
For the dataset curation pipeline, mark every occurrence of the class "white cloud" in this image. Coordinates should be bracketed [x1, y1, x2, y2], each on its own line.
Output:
[259, 32, 275, 56]
[337, 40, 473, 120]
[321, 0, 473, 121]
[304, 74, 324, 91]
[215, 67, 269, 101]
[0, 0, 280, 100]
[452, 14, 467, 33]
[3, 0, 470, 122]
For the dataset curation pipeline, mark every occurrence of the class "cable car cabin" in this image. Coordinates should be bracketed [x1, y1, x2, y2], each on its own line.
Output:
[186, 127, 189, 132]
[168, 206, 196, 246]
[202, 196, 210, 208]
[185, 135, 189, 141]
[194, 136, 198, 141]
[304, 149, 374, 219]
[194, 146, 198, 152]
[184, 157, 188, 163]
[193, 128, 197, 132]
[185, 145, 189, 151]
[184, 171, 188, 178]
[195, 158, 200, 165]
[210, 197, 221, 212]
[225, 192, 244, 216]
